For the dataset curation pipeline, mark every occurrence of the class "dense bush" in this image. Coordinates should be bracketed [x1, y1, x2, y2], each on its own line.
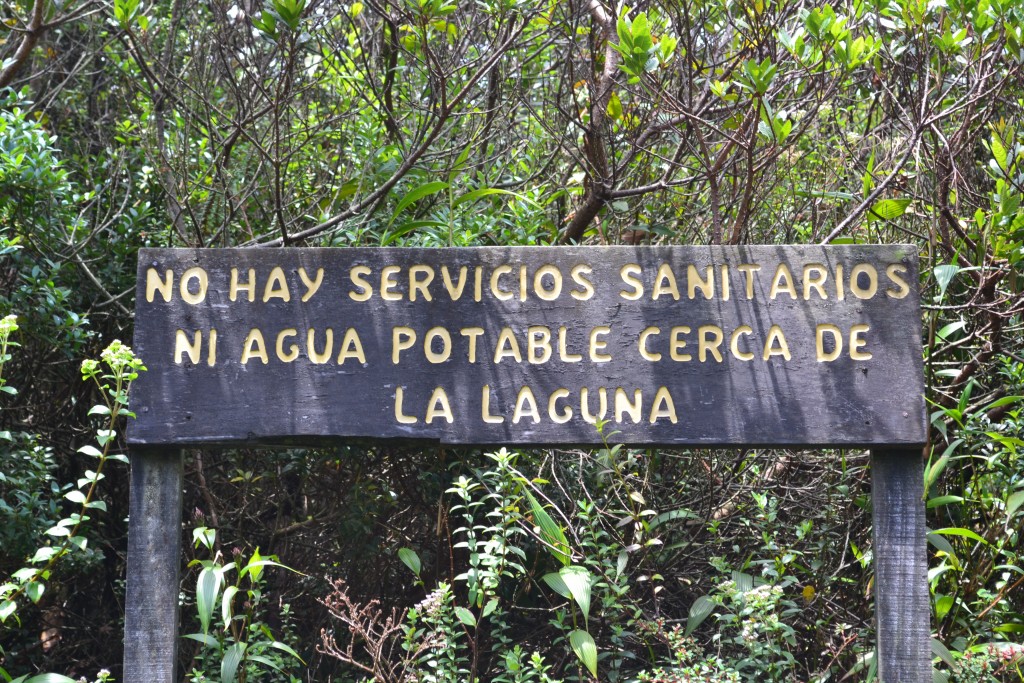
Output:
[1, 0, 1023, 680]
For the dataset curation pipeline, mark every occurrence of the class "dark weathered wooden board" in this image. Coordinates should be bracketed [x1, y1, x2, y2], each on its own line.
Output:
[128, 246, 926, 447]
[123, 449, 183, 683]
[871, 449, 931, 682]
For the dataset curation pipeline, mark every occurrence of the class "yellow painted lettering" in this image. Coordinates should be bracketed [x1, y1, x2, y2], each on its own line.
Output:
[180, 267, 209, 305]
[392, 327, 416, 364]
[570, 265, 595, 300]
[381, 265, 402, 301]
[653, 263, 681, 300]
[147, 268, 173, 303]
[559, 327, 583, 362]
[802, 264, 828, 300]
[580, 387, 607, 424]
[394, 387, 417, 424]
[337, 328, 366, 364]
[649, 387, 678, 424]
[512, 386, 540, 424]
[409, 265, 435, 302]
[850, 264, 878, 299]
[276, 328, 299, 362]
[424, 326, 452, 364]
[425, 387, 453, 424]
[762, 325, 791, 361]
[850, 324, 872, 360]
[615, 387, 642, 423]
[769, 264, 797, 300]
[639, 326, 661, 361]
[687, 265, 714, 300]
[527, 326, 552, 364]
[589, 326, 612, 362]
[548, 388, 572, 423]
[494, 327, 522, 363]
[533, 265, 563, 301]
[670, 326, 692, 361]
[349, 265, 373, 301]
[307, 328, 334, 364]
[490, 265, 513, 301]
[241, 329, 269, 364]
[460, 327, 484, 363]
[441, 266, 468, 300]
[262, 266, 289, 303]
[481, 385, 504, 424]
[619, 264, 643, 300]
[886, 264, 910, 299]
[698, 325, 724, 362]
[175, 329, 201, 364]
[298, 267, 324, 302]
[730, 326, 754, 361]
[230, 268, 256, 302]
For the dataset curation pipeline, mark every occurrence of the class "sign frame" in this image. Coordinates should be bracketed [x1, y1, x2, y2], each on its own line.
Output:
[123, 245, 931, 682]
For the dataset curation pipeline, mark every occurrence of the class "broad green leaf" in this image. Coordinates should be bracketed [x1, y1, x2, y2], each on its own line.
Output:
[22, 676, 78, 683]
[64, 490, 86, 504]
[196, 566, 222, 635]
[931, 637, 956, 668]
[398, 547, 422, 577]
[523, 489, 570, 566]
[77, 445, 102, 458]
[453, 187, 541, 210]
[0, 600, 16, 623]
[868, 198, 911, 222]
[568, 629, 597, 677]
[268, 639, 305, 663]
[927, 495, 963, 509]
[1006, 490, 1024, 518]
[222, 585, 239, 627]
[558, 566, 593, 625]
[685, 595, 715, 635]
[381, 219, 446, 246]
[989, 131, 1007, 171]
[221, 641, 246, 683]
[25, 581, 43, 604]
[932, 527, 989, 545]
[933, 264, 959, 301]
[183, 632, 219, 647]
[455, 606, 476, 627]
[390, 181, 448, 223]
[927, 529, 956, 555]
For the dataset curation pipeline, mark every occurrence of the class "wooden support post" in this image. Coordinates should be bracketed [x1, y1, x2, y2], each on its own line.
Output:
[123, 448, 183, 683]
[871, 448, 930, 682]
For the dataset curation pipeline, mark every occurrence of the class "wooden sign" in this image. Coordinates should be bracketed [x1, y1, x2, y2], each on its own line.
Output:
[128, 245, 926, 448]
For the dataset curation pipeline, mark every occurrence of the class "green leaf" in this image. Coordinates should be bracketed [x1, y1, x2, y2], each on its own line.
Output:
[222, 585, 239, 627]
[77, 445, 102, 458]
[931, 637, 956, 668]
[568, 629, 597, 677]
[989, 131, 1007, 171]
[64, 490, 87, 504]
[25, 581, 44, 604]
[0, 600, 16, 623]
[932, 527, 990, 546]
[868, 198, 911, 222]
[927, 495, 964, 509]
[452, 187, 540, 209]
[183, 632, 220, 647]
[398, 547, 422, 577]
[221, 641, 246, 683]
[558, 566, 593, 625]
[1007, 490, 1024, 518]
[390, 181, 448, 224]
[523, 489, 571, 566]
[30, 547, 58, 563]
[933, 264, 959, 300]
[455, 606, 476, 627]
[88, 404, 111, 416]
[685, 595, 715, 635]
[22, 675, 78, 683]
[268, 639, 305, 664]
[196, 566, 222, 635]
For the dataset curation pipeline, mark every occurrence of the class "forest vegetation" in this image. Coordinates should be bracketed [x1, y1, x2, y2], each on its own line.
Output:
[1, 0, 1023, 680]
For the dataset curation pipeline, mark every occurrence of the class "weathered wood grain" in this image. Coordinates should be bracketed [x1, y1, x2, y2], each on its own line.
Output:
[871, 448, 931, 683]
[129, 246, 926, 447]
[123, 448, 183, 683]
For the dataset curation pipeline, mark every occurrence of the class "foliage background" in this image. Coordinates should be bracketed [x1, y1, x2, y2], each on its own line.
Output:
[1, 0, 1023, 680]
